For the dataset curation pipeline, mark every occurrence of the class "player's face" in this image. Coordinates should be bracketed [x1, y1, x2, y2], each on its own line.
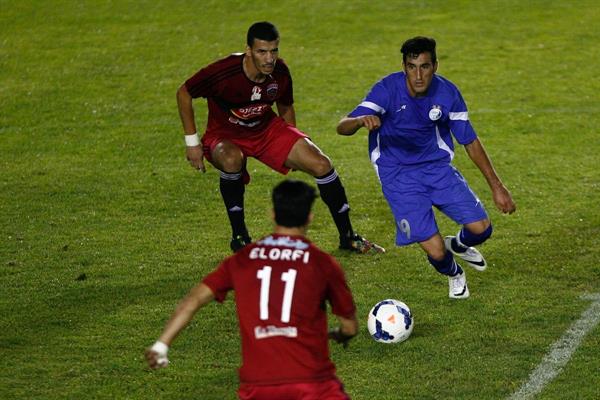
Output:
[247, 39, 279, 76]
[403, 52, 437, 97]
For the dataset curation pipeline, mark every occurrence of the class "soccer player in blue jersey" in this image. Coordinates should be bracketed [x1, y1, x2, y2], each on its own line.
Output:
[337, 36, 516, 299]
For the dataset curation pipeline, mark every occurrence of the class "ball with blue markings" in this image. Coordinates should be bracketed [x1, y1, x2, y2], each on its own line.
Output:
[367, 299, 413, 343]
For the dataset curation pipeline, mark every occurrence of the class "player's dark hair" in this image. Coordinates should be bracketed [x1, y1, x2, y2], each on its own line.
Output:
[401, 36, 437, 64]
[247, 21, 279, 47]
[272, 180, 317, 228]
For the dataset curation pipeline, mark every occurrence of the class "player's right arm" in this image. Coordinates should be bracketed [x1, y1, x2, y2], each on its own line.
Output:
[145, 282, 215, 369]
[176, 84, 205, 172]
[336, 115, 381, 135]
[338, 79, 389, 135]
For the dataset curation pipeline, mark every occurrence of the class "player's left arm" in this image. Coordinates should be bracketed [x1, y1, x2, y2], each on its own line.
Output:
[464, 138, 516, 214]
[276, 101, 296, 126]
[145, 283, 215, 369]
[328, 314, 358, 348]
[325, 256, 359, 347]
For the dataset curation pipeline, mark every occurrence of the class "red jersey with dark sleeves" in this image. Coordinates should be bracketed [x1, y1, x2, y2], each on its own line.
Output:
[185, 53, 294, 135]
[202, 234, 356, 385]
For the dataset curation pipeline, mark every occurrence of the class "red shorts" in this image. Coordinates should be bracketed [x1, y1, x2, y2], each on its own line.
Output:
[201, 117, 307, 174]
[238, 378, 350, 400]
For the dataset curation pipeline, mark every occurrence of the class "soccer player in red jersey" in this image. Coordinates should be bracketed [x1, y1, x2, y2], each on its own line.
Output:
[146, 180, 358, 399]
[177, 21, 383, 253]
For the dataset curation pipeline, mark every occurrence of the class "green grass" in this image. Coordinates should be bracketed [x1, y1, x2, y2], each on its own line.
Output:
[1, 1, 599, 399]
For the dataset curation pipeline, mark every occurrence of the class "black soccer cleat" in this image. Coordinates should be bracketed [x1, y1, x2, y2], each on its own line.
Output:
[339, 233, 385, 254]
[230, 235, 252, 253]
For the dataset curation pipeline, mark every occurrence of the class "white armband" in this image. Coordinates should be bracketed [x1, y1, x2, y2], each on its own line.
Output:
[184, 133, 200, 147]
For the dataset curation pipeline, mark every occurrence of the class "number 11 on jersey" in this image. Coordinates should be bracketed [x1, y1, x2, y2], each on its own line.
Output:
[257, 266, 298, 323]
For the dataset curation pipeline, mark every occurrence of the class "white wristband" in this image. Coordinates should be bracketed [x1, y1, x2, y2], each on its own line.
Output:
[151, 340, 169, 354]
[151, 340, 170, 367]
[184, 133, 200, 147]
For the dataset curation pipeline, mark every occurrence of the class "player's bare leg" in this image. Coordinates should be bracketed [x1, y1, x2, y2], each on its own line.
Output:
[419, 233, 446, 261]
[464, 219, 491, 235]
[211, 140, 251, 252]
[285, 138, 332, 176]
[286, 138, 384, 253]
[211, 140, 244, 172]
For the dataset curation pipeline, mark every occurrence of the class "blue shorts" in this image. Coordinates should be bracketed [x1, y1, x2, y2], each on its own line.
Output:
[377, 162, 488, 246]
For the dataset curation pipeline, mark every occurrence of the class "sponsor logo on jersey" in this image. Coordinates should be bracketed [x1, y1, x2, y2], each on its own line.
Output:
[429, 105, 442, 121]
[228, 117, 261, 127]
[254, 325, 298, 339]
[230, 104, 270, 120]
[251, 85, 262, 101]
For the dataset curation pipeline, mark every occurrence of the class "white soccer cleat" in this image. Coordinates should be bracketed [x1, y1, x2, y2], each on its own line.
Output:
[448, 271, 469, 299]
[444, 236, 487, 271]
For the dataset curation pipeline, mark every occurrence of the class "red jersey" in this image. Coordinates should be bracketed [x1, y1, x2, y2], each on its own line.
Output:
[202, 234, 356, 385]
[185, 54, 294, 135]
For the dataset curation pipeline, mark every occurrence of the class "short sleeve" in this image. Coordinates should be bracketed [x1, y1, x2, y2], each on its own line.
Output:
[448, 91, 477, 145]
[348, 80, 390, 118]
[202, 257, 234, 303]
[185, 63, 219, 99]
[275, 59, 294, 105]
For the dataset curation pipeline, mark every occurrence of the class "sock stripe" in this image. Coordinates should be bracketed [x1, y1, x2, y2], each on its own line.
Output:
[220, 171, 242, 181]
[338, 203, 350, 214]
[315, 169, 339, 185]
[450, 260, 459, 276]
[455, 230, 467, 248]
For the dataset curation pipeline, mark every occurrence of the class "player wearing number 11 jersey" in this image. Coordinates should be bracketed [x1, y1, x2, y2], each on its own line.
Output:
[146, 180, 357, 400]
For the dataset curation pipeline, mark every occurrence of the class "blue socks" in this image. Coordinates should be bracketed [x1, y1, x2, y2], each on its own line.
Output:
[428, 251, 463, 277]
[451, 224, 493, 252]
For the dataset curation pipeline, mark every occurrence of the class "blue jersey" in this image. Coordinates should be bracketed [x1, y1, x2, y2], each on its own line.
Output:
[349, 72, 477, 168]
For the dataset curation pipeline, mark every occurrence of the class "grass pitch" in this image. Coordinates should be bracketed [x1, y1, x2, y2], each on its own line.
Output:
[1, 1, 599, 399]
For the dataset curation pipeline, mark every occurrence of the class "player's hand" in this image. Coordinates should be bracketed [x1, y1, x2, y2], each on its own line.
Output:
[186, 145, 205, 173]
[328, 327, 353, 349]
[359, 115, 381, 131]
[492, 185, 516, 214]
[145, 341, 170, 369]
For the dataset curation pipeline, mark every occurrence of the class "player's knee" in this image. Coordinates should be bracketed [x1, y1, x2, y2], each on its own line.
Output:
[213, 146, 243, 172]
[308, 155, 333, 177]
[218, 155, 243, 172]
[465, 219, 491, 235]
[480, 223, 493, 240]
[461, 223, 493, 247]
[427, 248, 446, 261]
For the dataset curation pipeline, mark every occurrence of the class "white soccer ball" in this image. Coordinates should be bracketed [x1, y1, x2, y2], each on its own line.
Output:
[367, 299, 413, 343]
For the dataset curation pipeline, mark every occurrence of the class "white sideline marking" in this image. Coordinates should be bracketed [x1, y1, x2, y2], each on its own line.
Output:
[508, 293, 600, 400]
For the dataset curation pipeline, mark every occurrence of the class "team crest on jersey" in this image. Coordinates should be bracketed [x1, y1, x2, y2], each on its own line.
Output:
[251, 86, 262, 101]
[266, 83, 278, 99]
[429, 105, 442, 121]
